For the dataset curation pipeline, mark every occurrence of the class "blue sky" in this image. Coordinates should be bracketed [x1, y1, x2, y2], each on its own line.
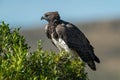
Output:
[0, 0, 120, 28]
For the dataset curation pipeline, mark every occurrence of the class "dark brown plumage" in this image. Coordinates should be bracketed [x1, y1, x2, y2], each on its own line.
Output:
[41, 11, 100, 70]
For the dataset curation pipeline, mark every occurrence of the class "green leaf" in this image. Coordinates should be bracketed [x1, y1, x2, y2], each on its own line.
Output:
[0, 22, 88, 80]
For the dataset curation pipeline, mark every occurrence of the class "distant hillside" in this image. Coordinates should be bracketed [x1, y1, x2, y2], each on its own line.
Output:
[20, 19, 120, 80]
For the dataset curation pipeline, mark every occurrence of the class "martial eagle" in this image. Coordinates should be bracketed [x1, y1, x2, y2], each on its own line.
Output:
[41, 11, 100, 70]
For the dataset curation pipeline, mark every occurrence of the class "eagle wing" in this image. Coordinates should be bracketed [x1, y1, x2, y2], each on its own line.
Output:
[56, 21, 100, 70]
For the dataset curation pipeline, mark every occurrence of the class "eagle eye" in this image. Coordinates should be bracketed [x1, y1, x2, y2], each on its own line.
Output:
[45, 14, 49, 17]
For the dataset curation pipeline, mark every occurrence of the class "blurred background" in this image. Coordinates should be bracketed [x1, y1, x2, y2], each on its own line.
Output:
[0, 0, 120, 80]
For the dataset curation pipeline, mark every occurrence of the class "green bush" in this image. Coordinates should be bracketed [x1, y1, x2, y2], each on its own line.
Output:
[0, 22, 88, 80]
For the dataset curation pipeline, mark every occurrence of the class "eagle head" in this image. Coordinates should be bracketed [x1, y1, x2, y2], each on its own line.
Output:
[41, 11, 60, 23]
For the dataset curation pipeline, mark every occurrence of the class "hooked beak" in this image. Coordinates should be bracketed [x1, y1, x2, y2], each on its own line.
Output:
[41, 16, 47, 20]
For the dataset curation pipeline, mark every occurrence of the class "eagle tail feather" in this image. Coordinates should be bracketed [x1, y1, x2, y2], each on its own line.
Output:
[94, 55, 100, 63]
[87, 61, 96, 71]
